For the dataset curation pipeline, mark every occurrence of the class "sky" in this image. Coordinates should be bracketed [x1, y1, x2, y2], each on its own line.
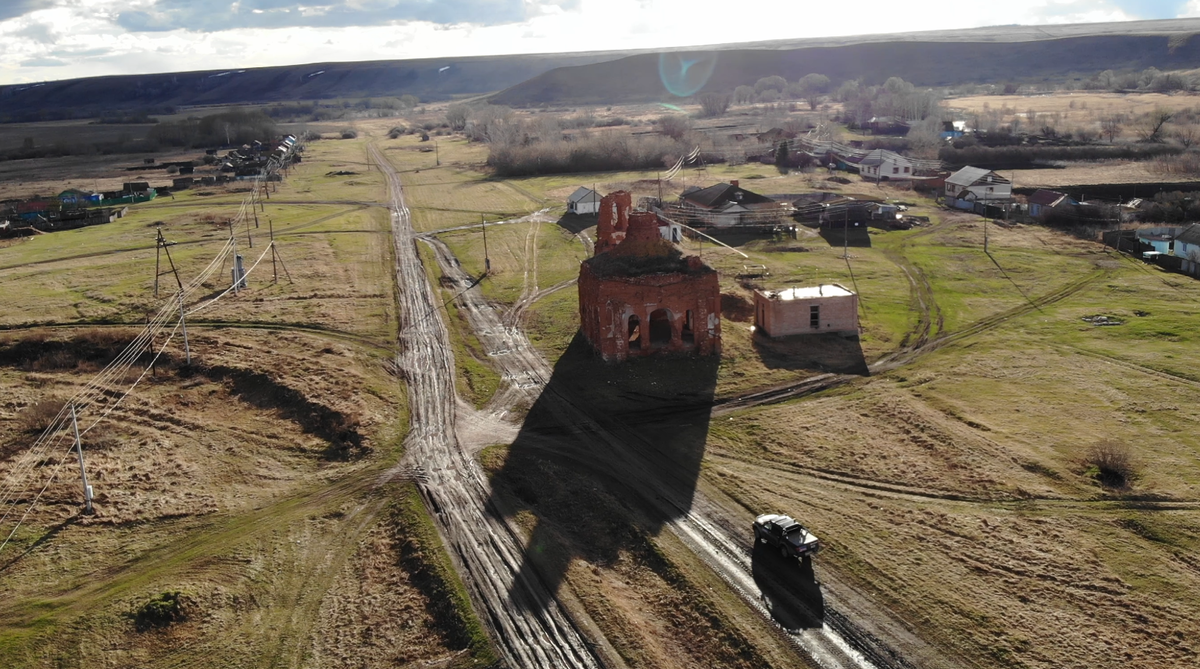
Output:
[0, 0, 1197, 85]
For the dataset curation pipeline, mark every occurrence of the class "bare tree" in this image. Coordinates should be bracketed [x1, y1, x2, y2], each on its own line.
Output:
[1100, 115, 1123, 143]
[445, 103, 470, 131]
[656, 114, 691, 140]
[753, 75, 787, 95]
[796, 73, 831, 111]
[733, 85, 756, 105]
[1175, 122, 1198, 149]
[697, 92, 732, 118]
[1137, 108, 1174, 142]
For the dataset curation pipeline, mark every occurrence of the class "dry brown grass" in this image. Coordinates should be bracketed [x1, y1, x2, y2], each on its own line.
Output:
[946, 92, 1200, 119]
[14, 395, 66, 434]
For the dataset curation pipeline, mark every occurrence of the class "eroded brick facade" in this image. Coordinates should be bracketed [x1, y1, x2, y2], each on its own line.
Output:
[578, 191, 721, 362]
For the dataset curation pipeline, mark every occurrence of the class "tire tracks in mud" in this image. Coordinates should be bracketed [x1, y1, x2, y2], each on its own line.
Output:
[371, 144, 602, 669]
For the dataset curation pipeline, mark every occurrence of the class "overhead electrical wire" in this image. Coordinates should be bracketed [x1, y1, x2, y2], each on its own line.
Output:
[0, 142, 299, 558]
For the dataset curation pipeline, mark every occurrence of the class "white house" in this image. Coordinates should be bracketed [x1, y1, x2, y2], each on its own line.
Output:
[567, 186, 601, 215]
[858, 149, 913, 181]
[1176, 223, 1200, 261]
[753, 284, 859, 338]
[945, 166, 1011, 202]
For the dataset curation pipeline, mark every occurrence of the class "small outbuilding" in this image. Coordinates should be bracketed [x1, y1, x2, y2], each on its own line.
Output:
[567, 186, 601, 215]
[1027, 189, 1077, 219]
[754, 284, 859, 338]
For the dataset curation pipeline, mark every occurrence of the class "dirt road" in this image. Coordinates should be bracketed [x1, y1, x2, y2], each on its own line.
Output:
[371, 143, 602, 669]
[421, 224, 898, 668]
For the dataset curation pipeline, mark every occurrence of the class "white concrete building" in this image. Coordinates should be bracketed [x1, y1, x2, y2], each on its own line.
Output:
[753, 284, 859, 338]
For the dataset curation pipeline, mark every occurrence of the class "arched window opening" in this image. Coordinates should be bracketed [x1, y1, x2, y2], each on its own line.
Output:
[649, 309, 672, 348]
[628, 315, 642, 350]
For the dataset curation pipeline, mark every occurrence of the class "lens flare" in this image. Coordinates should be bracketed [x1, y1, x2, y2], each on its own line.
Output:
[658, 52, 718, 97]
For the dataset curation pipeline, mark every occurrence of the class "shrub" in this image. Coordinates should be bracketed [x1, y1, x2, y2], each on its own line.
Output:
[697, 92, 731, 118]
[656, 114, 691, 140]
[132, 591, 190, 631]
[16, 397, 67, 434]
[1083, 439, 1137, 489]
[488, 134, 685, 177]
[387, 126, 404, 139]
[339, 129, 358, 139]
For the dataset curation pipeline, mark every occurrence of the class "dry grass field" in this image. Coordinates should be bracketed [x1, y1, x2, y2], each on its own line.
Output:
[947, 92, 1200, 119]
[4, 105, 1200, 669]
[0, 127, 496, 668]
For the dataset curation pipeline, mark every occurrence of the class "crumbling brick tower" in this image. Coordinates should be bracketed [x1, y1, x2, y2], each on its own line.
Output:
[578, 191, 721, 362]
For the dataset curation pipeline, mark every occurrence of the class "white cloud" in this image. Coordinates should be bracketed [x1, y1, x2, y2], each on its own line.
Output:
[0, 0, 1159, 84]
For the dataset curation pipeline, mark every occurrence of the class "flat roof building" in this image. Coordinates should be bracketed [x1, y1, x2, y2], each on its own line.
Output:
[754, 284, 859, 338]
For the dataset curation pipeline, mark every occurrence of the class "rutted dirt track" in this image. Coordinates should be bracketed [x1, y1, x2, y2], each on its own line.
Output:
[373, 144, 602, 669]
[406, 171, 906, 667]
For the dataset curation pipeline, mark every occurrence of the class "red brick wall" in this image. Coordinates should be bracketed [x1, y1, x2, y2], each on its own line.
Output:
[579, 262, 721, 362]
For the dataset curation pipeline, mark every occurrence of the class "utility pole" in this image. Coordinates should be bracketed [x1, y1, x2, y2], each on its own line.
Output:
[229, 219, 240, 295]
[435, 141, 440, 166]
[269, 216, 278, 283]
[70, 404, 93, 515]
[842, 207, 849, 259]
[158, 228, 191, 365]
[984, 217, 990, 254]
[480, 215, 491, 274]
[154, 226, 163, 298]
[178, 292, 191, 366]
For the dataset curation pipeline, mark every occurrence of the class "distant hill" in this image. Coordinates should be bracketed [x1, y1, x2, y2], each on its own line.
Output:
[491, 19, 1200, 106]
[0, 51, 629, 118]
[5, 17, 1200, 117]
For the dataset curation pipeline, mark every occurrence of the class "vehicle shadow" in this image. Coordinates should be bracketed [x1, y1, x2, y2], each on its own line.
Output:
[752, 331, 869, 375]
[484, 332, 719, 614]
[750, 542, 825, 631]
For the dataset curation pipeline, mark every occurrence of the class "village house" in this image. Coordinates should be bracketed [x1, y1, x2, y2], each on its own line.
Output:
[863, 116, 910, 135]
[945, 166, 1012, 202]
[579, 191, 720, 362]
[857, 149, 913, 181]
[677, 181, 786, 228]
[1027, 189, 1077, 219]
[753, 284, 859, 339]
[567, 186, 601, 215]
[1177, 223, 1200, 262]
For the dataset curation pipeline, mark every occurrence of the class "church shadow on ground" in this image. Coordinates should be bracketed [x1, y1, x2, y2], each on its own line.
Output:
[555, 212, 598, 235]
[752, 331, 869, 375]
[483, 332, 718, 615]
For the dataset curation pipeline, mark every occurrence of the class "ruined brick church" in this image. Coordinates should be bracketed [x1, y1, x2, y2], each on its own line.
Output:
[578, 191, 721, 362]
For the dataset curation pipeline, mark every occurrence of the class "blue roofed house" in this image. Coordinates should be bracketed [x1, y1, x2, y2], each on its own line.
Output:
[1135, 226, 1182, 255]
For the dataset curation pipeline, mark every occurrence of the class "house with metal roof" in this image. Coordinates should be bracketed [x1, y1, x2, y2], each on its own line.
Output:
[858, 149, 913, 181]
[678, 180, 786, 228]
[1027, 189, 1077, 218]
[567, 186, 601, 215]
[944, 166, 1011, 202]
[1176, 223, 1200, 261]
